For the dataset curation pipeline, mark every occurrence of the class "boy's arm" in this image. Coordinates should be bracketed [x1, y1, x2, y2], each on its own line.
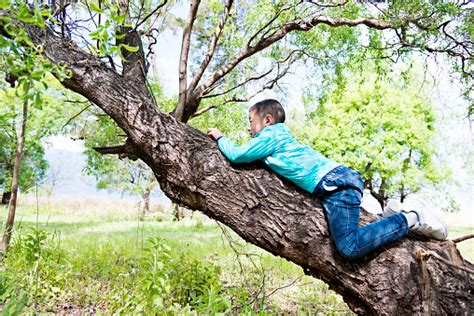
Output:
[208, 128, 277, 163]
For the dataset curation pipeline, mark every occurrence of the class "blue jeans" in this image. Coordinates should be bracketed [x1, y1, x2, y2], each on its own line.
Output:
[314, 166, 408, 259]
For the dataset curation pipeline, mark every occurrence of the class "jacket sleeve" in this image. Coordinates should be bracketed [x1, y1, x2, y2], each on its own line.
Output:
[217, 135, 277, 163]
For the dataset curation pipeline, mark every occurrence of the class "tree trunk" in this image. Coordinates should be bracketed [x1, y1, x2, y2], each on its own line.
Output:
[173, 203, 181, 221]
[1, 192, 11, 205]
[20, 25, 474, 315]
[1, 98, 28, 251]
[141, 187, 151, 216]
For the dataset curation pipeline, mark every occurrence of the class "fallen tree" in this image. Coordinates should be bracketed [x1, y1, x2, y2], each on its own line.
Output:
[2, 1, 473, 313]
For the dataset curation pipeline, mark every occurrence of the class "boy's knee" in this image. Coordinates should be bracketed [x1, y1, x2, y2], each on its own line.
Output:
[336, 245, 364, 260]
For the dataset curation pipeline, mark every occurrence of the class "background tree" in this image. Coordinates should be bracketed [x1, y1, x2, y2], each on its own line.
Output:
[291, 61, 448, 208]
[81, 112, 159, 215]
[0, 74, 82, 201]
[0, 0, 71, 249]
[1, 79, 29, 251]
[1, 0, 473, 313]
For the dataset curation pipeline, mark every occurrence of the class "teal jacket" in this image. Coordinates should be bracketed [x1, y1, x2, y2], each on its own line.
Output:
[217, 123, 341, 193]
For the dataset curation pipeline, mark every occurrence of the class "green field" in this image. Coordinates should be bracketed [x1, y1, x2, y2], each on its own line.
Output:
[0, 198, 472, 314]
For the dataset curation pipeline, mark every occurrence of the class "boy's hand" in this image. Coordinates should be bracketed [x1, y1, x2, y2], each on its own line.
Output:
[207, 128, 223, 141]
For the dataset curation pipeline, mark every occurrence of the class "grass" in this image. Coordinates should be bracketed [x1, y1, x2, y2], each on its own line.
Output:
[0, 197, 351, 315]
[0, 196, 472, 314]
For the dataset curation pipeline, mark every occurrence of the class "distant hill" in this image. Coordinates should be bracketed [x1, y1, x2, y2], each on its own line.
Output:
[43, 137, 168, 203]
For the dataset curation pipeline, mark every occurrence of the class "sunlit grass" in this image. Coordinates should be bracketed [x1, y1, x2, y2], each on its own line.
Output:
[0, 197, 352, 314]
[1, 196, 472, 314]
[448, 226, 474, 263]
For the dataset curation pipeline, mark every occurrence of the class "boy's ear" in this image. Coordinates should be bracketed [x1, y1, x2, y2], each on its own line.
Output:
[265, 114, 275, 125]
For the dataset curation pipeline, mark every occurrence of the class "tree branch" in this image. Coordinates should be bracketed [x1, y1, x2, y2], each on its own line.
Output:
[93, 139, 141, 161]
[367, 179, 385, 208]
[114, 2, 158, 107]
[117, 6, 146, 83]
[174, 12, 389, 124]
[134, 0, 168, 31]
[201, 66, 274, 100]
[417, 249, 474, 275]
[61, 103, 92, 130]
[93, 145, 125, 155]
[191, 59, 293, 119]
[453, 234, 474, 244]
[203, 48, 321, 99]
[246, 2, 302, 48]
[187, 0, 234, 95]
[307, 0, 349, 8]
[175, 0, 201, 122]
[184, 15, 395, 122]
[392, 20, 473, 78]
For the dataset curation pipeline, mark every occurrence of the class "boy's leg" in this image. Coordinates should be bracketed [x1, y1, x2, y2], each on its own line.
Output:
[321, 187, 409, 259]
[316, 167, 408, 259]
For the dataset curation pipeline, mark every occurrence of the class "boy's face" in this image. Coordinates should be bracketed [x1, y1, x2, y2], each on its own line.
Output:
[248, 109, 274, 137]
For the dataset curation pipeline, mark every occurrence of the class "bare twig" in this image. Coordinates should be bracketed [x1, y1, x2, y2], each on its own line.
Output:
[134, 0, 146, 26]
[61, 103, 92, 130]
[265, 274, 305, 299]
[134, 0, 168, 31]
[201, 67, 274, 99]
[246, 2, 301, 48]
[418, 250, 474, 275]
[452, 234, 474, 244]
[145, 28, 160, 62]
[217, 222, 263, 293]
[307, 0, 349, 8]
[191, 60, 292, 119]
[202, 48, 303, 98]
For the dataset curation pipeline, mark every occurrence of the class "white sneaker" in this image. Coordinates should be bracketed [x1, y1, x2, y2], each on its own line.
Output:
[383, 199, 402, 217]
[402, 198, 448, 240]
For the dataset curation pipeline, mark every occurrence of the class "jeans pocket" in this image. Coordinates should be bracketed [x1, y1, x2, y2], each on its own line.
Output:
[325, 168, 364, 195]
[322, 181, 339, 192]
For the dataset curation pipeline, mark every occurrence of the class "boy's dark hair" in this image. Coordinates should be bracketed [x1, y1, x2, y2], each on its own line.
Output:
[249, 99, 286, 123]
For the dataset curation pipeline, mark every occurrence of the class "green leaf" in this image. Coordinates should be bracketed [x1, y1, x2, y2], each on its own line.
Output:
[110, 13, 126, 24]
[0, 0, 10, 10]
[89, 26, 108, 41]
[16, 15, 35, 24]
[119, 44, 139, 53]
[33, 92, 42, 109]
[89, 2, 104, 14]
[33, 7, 45, 28]
[114, 33, 126, 40]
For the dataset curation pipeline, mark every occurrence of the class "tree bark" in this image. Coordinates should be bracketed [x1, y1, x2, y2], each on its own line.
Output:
[1, 97, 28, 251]
[16, 24, 474, 315]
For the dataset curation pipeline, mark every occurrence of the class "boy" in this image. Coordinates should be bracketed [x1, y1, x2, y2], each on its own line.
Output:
[207, 99, 447, 260]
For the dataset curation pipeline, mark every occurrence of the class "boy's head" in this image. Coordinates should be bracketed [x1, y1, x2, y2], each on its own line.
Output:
[248, 99, 285, 137]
